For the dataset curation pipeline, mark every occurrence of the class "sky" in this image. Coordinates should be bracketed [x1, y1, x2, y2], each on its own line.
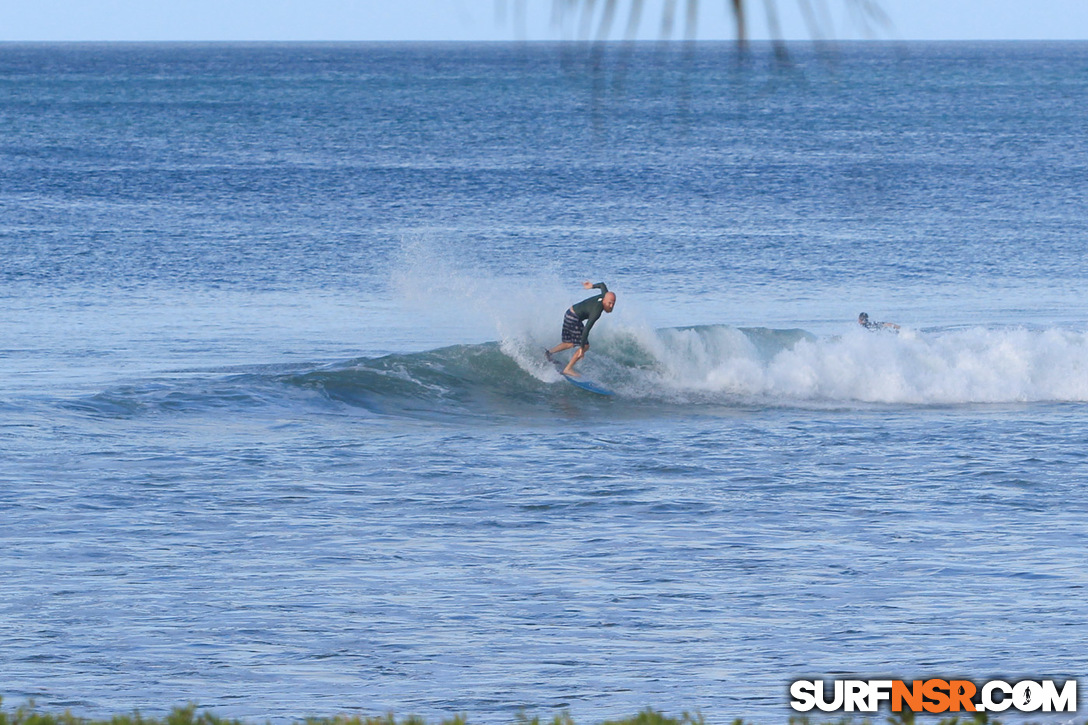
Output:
[0, 0, 1087, 42]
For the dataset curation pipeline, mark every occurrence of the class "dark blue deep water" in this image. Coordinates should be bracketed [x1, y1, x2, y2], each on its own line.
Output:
[2, 42, 1088, 722]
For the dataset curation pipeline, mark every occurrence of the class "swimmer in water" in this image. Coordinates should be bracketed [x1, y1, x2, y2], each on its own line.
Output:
[858, 312, 900, 332]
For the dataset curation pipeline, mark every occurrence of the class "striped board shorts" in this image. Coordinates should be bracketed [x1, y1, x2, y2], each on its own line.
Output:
[561, 308, 585, 345]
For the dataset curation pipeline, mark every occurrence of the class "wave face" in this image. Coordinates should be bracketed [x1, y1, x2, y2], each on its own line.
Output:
[65, 325, 1088, 420]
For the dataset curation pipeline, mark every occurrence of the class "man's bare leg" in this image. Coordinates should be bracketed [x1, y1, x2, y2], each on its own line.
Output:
[562, 345, 587, 376]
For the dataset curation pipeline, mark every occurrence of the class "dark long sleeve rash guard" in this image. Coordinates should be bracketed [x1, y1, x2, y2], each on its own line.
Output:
[570, 282, 609, 346]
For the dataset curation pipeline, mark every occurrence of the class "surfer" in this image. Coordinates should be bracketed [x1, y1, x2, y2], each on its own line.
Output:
[858, 312, 900, 332]
[546, 281, 616, 377]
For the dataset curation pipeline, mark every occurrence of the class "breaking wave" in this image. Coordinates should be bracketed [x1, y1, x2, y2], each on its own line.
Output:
[63, 325, 1088, 421]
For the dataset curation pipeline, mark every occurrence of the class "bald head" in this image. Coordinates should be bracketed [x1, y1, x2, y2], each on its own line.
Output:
[602, 291, 616, 312]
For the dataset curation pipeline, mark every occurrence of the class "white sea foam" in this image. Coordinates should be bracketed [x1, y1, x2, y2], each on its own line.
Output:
[610, 324, 1088, 405]
[392, 236, 1088, 406]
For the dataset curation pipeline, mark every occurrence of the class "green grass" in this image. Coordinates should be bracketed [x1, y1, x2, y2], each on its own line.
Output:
[0, 702, 1081, 725]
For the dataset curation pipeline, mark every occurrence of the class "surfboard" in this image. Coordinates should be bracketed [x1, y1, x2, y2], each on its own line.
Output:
[546, 350, 613, 396]
[562, 373, 614, 396]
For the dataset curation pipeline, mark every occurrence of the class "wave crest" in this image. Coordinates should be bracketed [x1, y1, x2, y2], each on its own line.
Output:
[65, 325, 1088, 420]
[605, 324, 1088, 405]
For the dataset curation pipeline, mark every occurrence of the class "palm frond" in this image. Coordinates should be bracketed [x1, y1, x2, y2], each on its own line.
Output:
[521, 0, 890, 44]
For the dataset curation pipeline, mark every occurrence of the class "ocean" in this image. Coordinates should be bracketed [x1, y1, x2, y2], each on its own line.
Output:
[2, 41, 1087, 723]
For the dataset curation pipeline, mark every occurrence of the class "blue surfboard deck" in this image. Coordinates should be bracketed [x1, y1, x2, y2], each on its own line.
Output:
[546, 350, 613, 396]
[562, 373, 614, 396]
